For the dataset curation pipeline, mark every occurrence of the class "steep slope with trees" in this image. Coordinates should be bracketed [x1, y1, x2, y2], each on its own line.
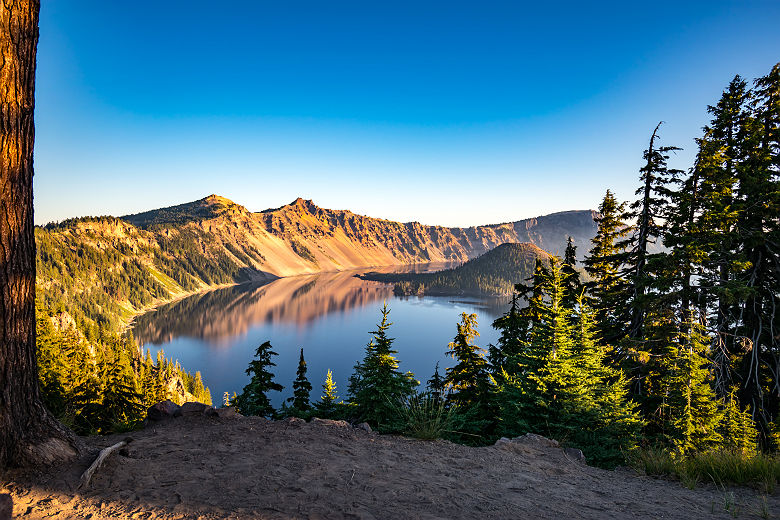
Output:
[361, 242, 552, 296]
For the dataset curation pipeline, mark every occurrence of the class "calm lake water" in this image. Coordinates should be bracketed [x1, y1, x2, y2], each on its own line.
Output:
[132, 266, 508, 407]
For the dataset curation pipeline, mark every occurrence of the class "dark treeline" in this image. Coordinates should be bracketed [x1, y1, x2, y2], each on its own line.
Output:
[232, 64, 779, 471]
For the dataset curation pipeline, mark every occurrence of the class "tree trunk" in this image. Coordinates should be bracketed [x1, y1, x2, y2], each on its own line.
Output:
[0, 0, 79, 468]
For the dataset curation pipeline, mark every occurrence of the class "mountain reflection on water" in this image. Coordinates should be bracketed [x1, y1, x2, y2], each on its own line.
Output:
[132, 264, 509, 405]
[133, 263, 507, 347]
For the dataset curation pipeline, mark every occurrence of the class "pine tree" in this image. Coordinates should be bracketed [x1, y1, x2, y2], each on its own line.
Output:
[314, 369, 339, 418]
[488, 294, 524, 380]
[236, 340, 283, 417]
[622, 123, 683, 341]
[444, 313, 491, 409]
[732, 63, 780, 435]
[348, 304, 418, 429]
[426, 362, 446, 404]
[561, 236, 582, 308]
[287, 348, 313, 415]
[498, 259, 641, 467]
[583, 190, 632, 344]
[662, 312, 724, 455]
[719, 390, 758, 455]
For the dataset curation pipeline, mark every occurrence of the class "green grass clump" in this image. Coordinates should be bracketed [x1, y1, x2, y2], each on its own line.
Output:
[631, 447, 780, 492]
[392, 393, 456, 440]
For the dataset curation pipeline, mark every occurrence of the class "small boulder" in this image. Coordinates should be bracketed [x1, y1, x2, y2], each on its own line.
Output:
[515, 433, 559, 448]
[203, 406, 218, 417]
[0, 494, 11, 520]
[180, 401, 210, 416]
[356, 422, 372, 433]
[564, 447, 586, 465]
[147, 400, 181, 422]
[311, 417, 349, 428]
[285, 417, 306, 426]
[215, 406, 237, 419]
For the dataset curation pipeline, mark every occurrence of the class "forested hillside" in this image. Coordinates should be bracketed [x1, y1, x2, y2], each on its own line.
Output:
[361, 242, 551, 296]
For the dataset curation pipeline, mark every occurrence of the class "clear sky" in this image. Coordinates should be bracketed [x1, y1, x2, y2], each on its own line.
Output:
[33, 1, 780, 226]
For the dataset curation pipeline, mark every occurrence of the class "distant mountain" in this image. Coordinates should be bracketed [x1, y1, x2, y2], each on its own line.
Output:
[122, 194, 597, 273]
[360, 242, 551, 297]
[37, 195, 597, 332]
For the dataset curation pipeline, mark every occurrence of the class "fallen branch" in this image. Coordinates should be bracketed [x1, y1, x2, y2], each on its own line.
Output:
[78, 438, 132, 489]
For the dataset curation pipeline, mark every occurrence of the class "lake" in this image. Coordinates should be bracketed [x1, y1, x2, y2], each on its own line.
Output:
[132, 266, 508, 407]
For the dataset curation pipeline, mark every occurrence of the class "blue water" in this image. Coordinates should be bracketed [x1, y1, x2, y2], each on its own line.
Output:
[132, 268, 507, 406]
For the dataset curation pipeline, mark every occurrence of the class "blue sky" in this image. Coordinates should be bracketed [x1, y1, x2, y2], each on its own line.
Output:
[34, 1, 780, 226]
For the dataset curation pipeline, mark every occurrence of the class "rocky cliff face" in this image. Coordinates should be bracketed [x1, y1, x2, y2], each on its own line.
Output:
[122, 195, 598, 278]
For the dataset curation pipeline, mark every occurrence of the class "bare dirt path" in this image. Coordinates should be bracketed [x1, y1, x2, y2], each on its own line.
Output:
[3, 415, 776, 519]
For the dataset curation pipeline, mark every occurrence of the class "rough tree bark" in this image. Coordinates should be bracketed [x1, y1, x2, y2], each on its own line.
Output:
[0, 0, 79, 469]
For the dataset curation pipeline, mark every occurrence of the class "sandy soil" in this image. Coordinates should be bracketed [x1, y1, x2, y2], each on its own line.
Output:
[3, 415, 776, 519]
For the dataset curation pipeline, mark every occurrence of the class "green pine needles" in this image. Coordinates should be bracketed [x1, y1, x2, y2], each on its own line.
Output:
[236, 340, 284, 418]
[286, 348, 313, 416]
[348, 303, 418, 431]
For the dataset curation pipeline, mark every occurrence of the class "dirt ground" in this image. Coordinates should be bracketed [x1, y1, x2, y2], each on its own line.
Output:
[3, 415, 777, 519]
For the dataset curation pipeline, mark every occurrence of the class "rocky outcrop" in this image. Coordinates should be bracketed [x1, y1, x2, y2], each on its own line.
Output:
[147, 400, 181, 421]
[495, 433, 587, 465]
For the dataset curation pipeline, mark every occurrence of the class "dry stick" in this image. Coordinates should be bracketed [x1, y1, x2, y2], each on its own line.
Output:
[78, 438, 132, 490]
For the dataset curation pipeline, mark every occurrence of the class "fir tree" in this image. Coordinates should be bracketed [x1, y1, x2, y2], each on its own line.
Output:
[622, 123, 682, 341]
[561, 236, 582, 308]
[348, 304, 418, 429]
[426, 362, 446, 404]
[583, 190, 632, 344]
[662, 312, 724, 455]
[719, 390, 758, 455]
[444, 313, 491, 409]
[732, 63, 780, 435]
[575, 295, 643, 463]
[489, 294, 524, 380]
[236, 340, 283, 417]
[499, 259, 641, 467]
[314, 369, 339, 418]
[287, 348, 313, 414]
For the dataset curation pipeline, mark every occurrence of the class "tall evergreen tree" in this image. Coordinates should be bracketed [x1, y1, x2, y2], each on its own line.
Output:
[583, 190, 632, 344]
[561, 236, 582, 308]
[661, 313, 724, 454]
[236, 340, 283, 417]
[488, 294, 524, 379]
[733, 63, 780, 432]
[444, 313, 491, 409]
[348, 304, 417, 429]
[623, 122, 683, 341]
[287, 348, 312, 414]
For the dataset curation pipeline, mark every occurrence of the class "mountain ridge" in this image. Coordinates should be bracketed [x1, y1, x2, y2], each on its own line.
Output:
[120, 194, 597, 271]
[36, 195, 598, 333]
